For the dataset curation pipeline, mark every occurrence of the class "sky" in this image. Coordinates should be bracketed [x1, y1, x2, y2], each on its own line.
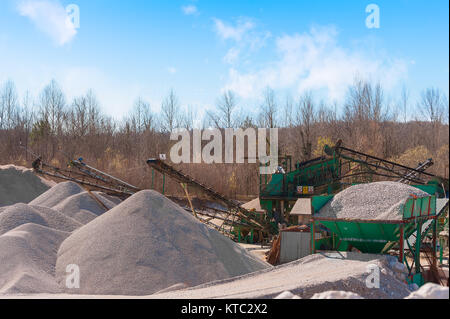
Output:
[0, 0, 448, 122]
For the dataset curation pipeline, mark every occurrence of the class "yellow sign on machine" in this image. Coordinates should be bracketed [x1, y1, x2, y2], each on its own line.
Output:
[297, 186, 315, 195]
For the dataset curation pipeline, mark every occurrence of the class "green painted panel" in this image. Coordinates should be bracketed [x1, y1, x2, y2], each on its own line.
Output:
[402, 196, 436, 219]
[317, 219, 423, 254]
[311, 195, 334, 213]
[317, 221, 398, 253]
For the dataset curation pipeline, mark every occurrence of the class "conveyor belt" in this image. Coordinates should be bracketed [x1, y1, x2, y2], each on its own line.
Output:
[146, 158, 266, 231]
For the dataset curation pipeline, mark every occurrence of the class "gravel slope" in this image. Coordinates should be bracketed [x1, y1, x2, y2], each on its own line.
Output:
[0, 165, 54, 207]
[315, 181, 430, 220]
[55, 190, 270, 296]
[150, 252, 412, 299]
[0, 223, 70, 294]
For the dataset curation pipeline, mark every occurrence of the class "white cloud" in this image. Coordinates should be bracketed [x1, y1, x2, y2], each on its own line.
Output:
[224, 47, 240, 64]
[182, 5, 198, 16]
[223, 26, 409, 101]
[213, 18, 270, 65]
[17, 0, 77, 46]
[167, 67, 177, 74]
[213, 18, 255, 41]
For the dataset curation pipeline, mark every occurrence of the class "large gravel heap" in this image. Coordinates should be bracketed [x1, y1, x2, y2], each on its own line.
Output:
[0, 203, 82, 235]
[55, 190, 270, 296]
[0, 165, 54, 206]
[0, 181, 118, 294]
[315, 181, 430, 220]
[30, 182, 117, 224]
[151, 252, 413, 299]
[0, 224, 69, 294]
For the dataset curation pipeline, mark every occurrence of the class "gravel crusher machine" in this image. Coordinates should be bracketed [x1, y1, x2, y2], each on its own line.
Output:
[260, 142, 449, 285]
[259, 141, 448, 232]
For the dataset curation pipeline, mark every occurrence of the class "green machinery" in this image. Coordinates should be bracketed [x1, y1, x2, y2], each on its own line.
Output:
[259, 142, 447, 233]
[310, 192, 449, 286]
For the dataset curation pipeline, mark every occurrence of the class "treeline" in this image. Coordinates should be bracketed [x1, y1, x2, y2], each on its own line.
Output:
[0, 78, 448, 198]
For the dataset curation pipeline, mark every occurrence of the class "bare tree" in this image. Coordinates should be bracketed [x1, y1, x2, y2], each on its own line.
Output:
[418, 88, 446, 123]
[128, 97, 154, 133]
[400, 86, 409, 123]
[38, 80, 66, 135]
[217, 90, 237, 128]
[418, 88, 447, 151]
[180, 105, 194, 130]
[0, 80, 19, 130]
[282, 94, 294, 128]
[296, 92, 316, 159]
[161, 89, 180, 132]
[258, 87, 277, 128]
[207, 90, 238, 128]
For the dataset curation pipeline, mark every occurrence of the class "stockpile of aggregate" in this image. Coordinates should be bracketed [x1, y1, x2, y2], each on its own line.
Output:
[0, 165, 55, 207]
[0, 204, 82, 235]
[274, 283, 448, 299]
[30, 182, 117, 224]
[0, 181, 120, 294]
[0, 224, 69, 294]
[55, 190, 270, 296]
[150, 252, 413, 299]
[315, 181, 430, 220]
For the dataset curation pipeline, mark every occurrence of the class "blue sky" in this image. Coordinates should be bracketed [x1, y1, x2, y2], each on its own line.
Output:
[0, 0, 448, 121]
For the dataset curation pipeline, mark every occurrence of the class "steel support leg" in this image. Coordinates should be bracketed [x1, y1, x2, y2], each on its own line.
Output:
[399, 224, 404, 263]
[311, 220, 316, 254]
[415, 221, 422, 274]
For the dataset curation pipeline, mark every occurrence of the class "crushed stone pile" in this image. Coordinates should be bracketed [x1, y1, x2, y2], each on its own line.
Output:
[30, 181, 117, 224]
[151, 252, 412, 299]
[30, 182, 85, 208]
[51, 191, 116, 224]
[276, 283, 449, 299]
[0, 223, 70, 294]
[0, 165, 55, 207]
[405, 283, 449, 299]
[0, 181, 121, 295]
[0, 203, 82, 235]
[315, 181, 430, 220]
[55, 190, 270, 296]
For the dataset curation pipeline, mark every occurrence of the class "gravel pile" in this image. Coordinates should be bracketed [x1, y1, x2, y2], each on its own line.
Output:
[0, 223, 69, 294]
[52, 191, 117, 224]
[0, 181, 121, 294]
[30, 182, 84, 208]
[55, 190, 270, 296]
[0, 165, 54, 207]
[405, 283, 449, 299]
[315, 181, 430, 220]
[29, 181, 117, 224]
[276, 283, 449, 299]
[150, 252, 412, 299]
[0, 203, 82, 235]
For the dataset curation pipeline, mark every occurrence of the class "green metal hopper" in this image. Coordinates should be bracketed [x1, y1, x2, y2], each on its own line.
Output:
[311, 194, 440, 284]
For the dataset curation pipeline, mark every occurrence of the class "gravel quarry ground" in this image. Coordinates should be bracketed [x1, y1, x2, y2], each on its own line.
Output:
[315, 181, 431, 220]
[7, 252, 443, 299]
[0, 166, 448, 299]
[149, 252, 413, 299]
